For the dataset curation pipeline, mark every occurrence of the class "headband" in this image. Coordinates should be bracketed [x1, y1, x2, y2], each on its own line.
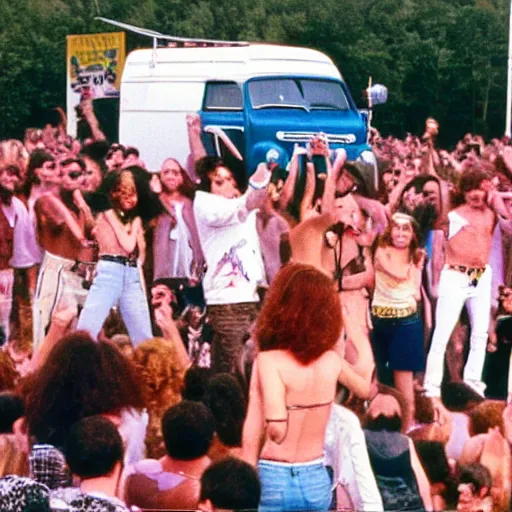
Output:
[391, 212, 414, 226]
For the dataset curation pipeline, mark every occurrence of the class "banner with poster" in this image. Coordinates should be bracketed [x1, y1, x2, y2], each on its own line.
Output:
[66, 32, 126, 137]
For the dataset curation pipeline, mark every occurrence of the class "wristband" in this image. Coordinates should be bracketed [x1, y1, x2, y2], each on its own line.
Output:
[249, 172, 271, 190]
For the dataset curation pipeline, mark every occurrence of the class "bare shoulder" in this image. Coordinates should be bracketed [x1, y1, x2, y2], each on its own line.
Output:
[319, 349, 343, 373]
[257, 350, 285, 368]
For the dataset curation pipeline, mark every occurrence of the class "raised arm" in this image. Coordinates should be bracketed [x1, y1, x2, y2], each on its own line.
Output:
[195, 164, 271, 228]
[300, 162, 317, 221]
[80, 98, 106, 142]
[279, 146, 304, 211]
[186, 113, 207, 165]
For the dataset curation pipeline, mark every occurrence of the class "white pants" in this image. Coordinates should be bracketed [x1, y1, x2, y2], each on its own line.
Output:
[424, 265, 492, 397]
[0, 269, 14, 343]
[32, 252, 91, 351]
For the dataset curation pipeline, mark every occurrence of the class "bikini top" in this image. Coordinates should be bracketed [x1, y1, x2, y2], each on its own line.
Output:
[265, 401, 333, 445]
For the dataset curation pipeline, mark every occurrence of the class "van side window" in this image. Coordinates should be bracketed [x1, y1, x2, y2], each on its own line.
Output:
[203, 82, 243, 111]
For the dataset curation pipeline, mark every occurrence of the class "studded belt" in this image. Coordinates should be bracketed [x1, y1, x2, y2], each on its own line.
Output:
[447, 264, 486, 287]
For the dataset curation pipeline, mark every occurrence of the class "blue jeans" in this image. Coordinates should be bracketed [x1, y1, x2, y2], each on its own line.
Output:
[258, 458, 333, 512]
[77, 260, 152, 345]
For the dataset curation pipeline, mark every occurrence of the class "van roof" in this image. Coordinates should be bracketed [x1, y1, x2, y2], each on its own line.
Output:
[122, 43, 343, 82]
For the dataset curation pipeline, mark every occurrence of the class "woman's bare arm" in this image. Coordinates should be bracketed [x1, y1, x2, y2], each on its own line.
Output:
[280, 147, 303, 211]
[241, 358, 266, 466]
[104, 211, 141, 254]
[300, 162, 317, 221]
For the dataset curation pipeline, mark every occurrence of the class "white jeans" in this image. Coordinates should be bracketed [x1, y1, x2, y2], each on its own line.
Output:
[424, 265, 492, 397]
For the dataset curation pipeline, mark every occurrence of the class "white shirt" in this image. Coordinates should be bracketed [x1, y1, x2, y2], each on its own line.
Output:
[324, 404, 384, 512]
[1, 197, 40, 268]
[194, 190, 265, 305]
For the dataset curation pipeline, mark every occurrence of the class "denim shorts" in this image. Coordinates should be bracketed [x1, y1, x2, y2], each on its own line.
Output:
[258, 458, 333, 512]
[371, 312, 425, 376]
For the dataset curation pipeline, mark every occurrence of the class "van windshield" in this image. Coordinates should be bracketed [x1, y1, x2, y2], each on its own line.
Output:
[248, 78, 350, 111]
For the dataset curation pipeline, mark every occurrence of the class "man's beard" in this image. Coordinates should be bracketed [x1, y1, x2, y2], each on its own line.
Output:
[0, 185, 13, 205]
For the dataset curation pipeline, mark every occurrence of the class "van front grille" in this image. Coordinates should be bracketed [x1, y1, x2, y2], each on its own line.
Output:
[276, 131, 356, 144]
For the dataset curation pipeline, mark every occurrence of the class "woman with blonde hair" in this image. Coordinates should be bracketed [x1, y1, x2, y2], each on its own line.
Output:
[242, 263, 344, 512]
[132, 337, 189, 458]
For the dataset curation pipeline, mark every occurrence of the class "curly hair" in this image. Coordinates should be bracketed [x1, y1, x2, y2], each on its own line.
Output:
[132, 338, 186, 415]
[20, 331, 145, 448]
[255, 263, 342, 364]
[469, 400, 505, 436]
[132, 338, 188, 458]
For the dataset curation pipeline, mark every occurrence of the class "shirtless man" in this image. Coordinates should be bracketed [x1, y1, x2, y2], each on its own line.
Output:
[424, 169, 512, 399]
[33, 157, 95, 351]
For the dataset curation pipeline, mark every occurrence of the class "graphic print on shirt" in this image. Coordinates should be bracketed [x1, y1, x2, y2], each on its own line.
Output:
[212, 239, 250, 289]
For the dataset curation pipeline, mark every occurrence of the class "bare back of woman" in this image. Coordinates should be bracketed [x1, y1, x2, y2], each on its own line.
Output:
[250, 350, 341, 463]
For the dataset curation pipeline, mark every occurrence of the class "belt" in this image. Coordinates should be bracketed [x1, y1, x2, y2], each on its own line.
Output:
[447, 264, 485, 287]
[100, 255, 138, 267]
[371, 305, 416, 319]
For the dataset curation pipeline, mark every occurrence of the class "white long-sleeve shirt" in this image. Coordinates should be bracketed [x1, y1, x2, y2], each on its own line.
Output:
[324, 404, 384, 512]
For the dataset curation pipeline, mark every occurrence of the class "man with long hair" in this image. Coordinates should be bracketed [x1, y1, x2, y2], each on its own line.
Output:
[424, 169, 512, 401]
[32, 157, 96, 351]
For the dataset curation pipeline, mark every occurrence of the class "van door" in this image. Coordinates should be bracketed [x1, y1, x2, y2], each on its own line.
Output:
[199, 81, 247, 184]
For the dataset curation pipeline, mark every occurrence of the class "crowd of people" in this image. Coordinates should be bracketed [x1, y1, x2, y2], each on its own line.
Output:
[0, 102, 512, 512]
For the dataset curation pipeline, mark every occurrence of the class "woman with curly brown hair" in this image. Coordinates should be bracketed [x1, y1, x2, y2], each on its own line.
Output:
[19, 330, 147, 474]
[132, 338, 189, 458]
[241, 263, 344, 512]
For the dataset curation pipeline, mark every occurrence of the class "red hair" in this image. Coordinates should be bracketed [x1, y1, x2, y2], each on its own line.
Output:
[255, 263, 342, 364]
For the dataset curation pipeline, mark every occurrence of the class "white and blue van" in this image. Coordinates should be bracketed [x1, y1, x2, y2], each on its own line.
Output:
[96, 19, 384, 192]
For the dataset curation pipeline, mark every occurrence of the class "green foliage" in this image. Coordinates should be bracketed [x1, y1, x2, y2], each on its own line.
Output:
[0, 0, 510, 145]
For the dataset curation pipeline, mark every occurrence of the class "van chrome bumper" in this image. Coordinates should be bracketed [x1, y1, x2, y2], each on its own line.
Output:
[276, 131, 356, 144]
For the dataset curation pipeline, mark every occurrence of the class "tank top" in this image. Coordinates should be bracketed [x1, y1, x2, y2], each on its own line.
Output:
[364, 430, 425, 512]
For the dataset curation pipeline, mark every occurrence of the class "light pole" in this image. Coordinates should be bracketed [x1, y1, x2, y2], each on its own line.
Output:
[506, 0, 512, 137]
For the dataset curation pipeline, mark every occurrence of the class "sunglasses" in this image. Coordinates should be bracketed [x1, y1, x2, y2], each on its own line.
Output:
[0, 167, 19, 177]
[67, 171, 84, 180]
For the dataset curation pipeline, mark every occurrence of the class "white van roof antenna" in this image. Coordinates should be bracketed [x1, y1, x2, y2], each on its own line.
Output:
[94, 17, 249, 48]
